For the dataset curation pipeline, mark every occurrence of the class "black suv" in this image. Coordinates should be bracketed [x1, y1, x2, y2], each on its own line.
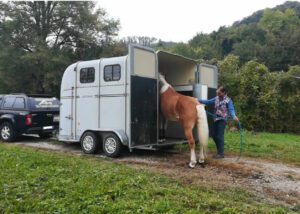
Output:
[0, 94, 59, 142]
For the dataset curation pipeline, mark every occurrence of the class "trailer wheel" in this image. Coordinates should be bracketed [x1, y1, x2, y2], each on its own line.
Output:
[81, 131, 99, 154]
[102, 133, 122, 158]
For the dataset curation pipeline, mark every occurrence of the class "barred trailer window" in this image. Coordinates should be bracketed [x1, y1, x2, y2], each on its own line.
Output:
[80, 67, 95, 83]
[104, 65, 121, 82]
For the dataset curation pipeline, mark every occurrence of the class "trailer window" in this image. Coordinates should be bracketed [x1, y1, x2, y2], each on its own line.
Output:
[13, 97, 25, 109]
[104, 65, 121, 82]
[80, 67, 95, 83]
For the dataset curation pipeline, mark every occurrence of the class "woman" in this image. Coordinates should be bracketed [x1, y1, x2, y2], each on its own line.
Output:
[198, 86, 239, 158]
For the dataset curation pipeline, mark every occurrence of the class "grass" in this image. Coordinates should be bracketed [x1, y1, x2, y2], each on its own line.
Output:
[214, 131, 300, 166]
[0, 143, 292, 213]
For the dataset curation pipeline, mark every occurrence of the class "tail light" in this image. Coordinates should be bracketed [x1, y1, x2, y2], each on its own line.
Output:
[25, 114, 32, 126]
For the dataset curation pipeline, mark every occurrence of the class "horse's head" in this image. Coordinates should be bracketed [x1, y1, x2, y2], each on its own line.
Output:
[158, 73, 171, 94]
[158, 73, 169, 86]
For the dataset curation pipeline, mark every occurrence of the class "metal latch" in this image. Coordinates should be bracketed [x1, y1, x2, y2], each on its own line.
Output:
[65, 115, 73, 120]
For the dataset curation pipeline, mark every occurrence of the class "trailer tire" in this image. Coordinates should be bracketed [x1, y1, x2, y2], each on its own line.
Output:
[102, 133, 123, 158]
[81, 131, 99, 154]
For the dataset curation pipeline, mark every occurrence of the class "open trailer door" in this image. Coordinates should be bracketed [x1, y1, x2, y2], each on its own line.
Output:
[129, 44, 158, 148]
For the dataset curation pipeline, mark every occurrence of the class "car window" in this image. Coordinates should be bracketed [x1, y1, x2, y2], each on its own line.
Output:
[13, 97, 25, 109]
[29, 97, 60, 111]
[3, 97, 15, 108]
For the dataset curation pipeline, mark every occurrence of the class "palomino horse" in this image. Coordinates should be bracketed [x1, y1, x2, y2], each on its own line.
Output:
[159, 74, 209, 168]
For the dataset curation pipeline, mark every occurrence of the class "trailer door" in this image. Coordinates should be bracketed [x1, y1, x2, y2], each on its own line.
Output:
[129, 44, 158, 147]
[99, 57, 127, 133]
[75, 60, 99, 139]
[59, 63, 77, 141]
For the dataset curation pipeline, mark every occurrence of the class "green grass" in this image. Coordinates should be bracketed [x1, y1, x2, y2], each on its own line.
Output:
[0, 144, 292, 214]
[213, 131, 300, 165]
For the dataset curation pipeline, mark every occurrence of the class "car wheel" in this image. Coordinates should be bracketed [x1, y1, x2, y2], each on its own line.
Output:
[39, 133, 52, 139]
[0, 122, 15, 142]
[80, 131, 99, 154]
[102, 133, 123, 158]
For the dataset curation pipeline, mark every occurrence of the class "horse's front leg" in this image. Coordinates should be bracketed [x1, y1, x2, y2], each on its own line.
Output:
[184, 128, 197, 168]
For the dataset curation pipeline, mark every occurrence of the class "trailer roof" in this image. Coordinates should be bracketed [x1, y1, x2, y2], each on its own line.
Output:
[156, 51, 198, 65]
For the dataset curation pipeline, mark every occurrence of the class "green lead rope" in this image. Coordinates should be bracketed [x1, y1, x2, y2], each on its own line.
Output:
[205, 110, 244, 161]
[236, 121, 243, 161]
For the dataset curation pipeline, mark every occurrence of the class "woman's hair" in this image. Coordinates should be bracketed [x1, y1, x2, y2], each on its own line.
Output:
[218, 86, 227, 94]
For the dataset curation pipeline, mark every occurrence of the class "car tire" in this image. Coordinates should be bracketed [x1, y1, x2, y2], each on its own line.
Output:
[0, 122, 16, 142]
[102, 133, 123, 158]
[80, 131, 99, 154]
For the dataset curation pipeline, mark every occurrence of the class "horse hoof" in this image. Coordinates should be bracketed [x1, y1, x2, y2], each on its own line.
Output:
[188, 162, 196, 168]
[198, 160, 205, 164]
[198, 160, 206, 168]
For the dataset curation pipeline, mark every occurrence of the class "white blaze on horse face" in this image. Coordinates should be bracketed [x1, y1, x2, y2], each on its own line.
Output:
[158, 73, 170, 94]
[160, 84, 170, 94]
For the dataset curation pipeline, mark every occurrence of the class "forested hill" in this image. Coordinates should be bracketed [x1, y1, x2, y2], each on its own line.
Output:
[233, 1, 300, 26]
[161, 1, 300, 72]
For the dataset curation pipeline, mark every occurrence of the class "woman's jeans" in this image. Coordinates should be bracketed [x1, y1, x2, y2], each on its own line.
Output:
[212, 120, 226, 156]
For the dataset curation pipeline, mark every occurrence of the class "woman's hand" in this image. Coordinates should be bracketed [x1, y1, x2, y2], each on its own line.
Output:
[233, 116, 239, 123]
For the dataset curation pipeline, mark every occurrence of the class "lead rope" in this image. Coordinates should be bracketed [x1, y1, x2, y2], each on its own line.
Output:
[205, 110, 244, 161]
[236, 121, 243, 161]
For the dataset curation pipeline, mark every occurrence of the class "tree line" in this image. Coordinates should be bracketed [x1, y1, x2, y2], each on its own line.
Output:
[0, 1, 299, 133]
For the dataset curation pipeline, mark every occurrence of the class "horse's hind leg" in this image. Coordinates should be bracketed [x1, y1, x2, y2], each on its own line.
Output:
[184, 127, 197, 168]
[159, 113, 168, 142]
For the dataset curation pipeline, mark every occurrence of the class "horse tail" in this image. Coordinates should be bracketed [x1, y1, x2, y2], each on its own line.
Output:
[196, 104, 209, 158]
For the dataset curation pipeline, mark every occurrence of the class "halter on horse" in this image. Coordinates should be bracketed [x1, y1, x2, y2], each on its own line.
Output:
[159, 74, 209, 168]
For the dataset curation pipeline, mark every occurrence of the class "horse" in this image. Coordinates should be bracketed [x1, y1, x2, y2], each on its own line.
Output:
[158, 74, 209, 168]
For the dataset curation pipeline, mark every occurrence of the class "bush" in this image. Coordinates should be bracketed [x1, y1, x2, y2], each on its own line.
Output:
[218, 56, 299, 133]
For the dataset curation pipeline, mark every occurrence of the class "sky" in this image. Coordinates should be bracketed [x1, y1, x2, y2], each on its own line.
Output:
[97, 0, 296, 42]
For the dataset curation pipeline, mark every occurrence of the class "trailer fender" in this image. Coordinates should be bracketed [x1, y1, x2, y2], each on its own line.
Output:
[97, 129, 129, 146]
[112, 129, 129, 146]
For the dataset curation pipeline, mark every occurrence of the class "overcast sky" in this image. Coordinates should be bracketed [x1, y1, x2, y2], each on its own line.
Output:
[97, 0, 296, 42]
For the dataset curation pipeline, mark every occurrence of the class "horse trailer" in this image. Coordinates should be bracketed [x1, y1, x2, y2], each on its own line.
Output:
[58, 44, 218, 157]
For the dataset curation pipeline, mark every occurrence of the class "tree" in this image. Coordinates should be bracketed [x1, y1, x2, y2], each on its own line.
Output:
[121, 36, 158, 48]
[276, 66, 300, 132]
[257, 8, 300, 71]
[0, 1, 120, 96]
[157, 42, 203, 60]
[238, 61, 269, 131]
[217, 55, 240, 98]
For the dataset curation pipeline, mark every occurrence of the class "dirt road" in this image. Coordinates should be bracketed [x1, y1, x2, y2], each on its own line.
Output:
[10, 135, 300, 210]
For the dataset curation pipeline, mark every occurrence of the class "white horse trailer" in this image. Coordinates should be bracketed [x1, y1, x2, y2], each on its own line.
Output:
[58, 44, 218, 157]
